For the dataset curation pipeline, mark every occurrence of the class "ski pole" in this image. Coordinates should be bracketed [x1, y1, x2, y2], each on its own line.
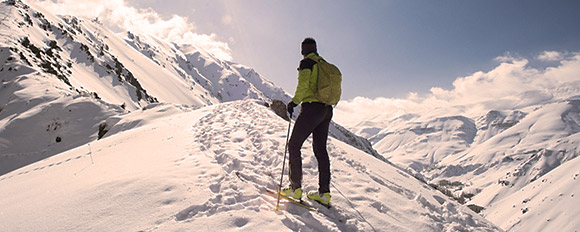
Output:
[275, 117, 292, 211]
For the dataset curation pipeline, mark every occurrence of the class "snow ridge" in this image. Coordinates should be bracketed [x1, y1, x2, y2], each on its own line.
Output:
[0, 100, 500, 231]
[0, 0, 376, 176]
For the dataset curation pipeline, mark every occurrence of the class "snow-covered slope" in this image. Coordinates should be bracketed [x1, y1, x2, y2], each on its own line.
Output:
[338, 79, 580, 229]
[375, 115, 477, 171]
[482, 146, 580, 231]
[0, 100, 499, 231]
[0, 0, 376, 176]
[0, 0, 214, 175]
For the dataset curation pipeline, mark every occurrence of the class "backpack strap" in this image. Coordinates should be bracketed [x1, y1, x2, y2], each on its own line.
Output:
[298, 58, 317, 71]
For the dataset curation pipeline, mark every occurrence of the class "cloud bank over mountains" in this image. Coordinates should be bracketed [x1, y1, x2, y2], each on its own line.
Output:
[335, 52, 580, 127]
[27, 0, 580, 127]
[30, 0, 232, 61]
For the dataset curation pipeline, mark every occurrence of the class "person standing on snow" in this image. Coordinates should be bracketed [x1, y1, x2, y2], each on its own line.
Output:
[282, 37, 334, 206]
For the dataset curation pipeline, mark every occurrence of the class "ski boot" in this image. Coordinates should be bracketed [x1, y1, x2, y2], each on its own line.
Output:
[280, 186, 303, 200]
[307, 191, 331, 207]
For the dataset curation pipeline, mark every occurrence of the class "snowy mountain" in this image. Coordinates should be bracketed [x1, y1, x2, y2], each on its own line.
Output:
[337, 67, 580, 229]
[0, 1, 478, 231]
[0, 99, 500, 231]
[0, 0, 376, 176]
[6, 0, 577, 230]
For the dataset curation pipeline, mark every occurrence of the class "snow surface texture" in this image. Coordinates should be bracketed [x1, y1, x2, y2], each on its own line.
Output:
[0, 0, 375, 176]
[0, 100, 499, 231]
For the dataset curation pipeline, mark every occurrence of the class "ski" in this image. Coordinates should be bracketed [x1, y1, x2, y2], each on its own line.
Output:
[265, 189, 347, 222]
[266, 189, 316, 211]
[236, 172, 333, 212]
[308, 197, 332, 209]
[235, 171, 346, 223]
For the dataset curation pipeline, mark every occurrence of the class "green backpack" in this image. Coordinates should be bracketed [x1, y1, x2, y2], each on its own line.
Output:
[314, 59, 342, 105]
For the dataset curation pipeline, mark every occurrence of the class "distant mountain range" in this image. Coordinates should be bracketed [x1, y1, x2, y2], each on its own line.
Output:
[340, 62, 580, 230]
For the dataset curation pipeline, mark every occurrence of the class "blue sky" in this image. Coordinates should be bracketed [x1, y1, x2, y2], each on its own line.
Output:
[51, 0, 580, 100]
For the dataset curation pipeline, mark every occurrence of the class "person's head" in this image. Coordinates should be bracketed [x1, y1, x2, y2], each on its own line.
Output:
[301, 37, 317, 56]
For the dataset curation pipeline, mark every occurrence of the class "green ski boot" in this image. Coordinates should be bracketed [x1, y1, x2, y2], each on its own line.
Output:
[280, 187, 303, 200]
[307, 191, 331, 207]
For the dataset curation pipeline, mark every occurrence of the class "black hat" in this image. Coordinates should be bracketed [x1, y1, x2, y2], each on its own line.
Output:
[301, 37, 317, 55]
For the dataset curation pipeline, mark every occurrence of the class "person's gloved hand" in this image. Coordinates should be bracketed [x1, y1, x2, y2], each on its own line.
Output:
[287, 101, 298, 116]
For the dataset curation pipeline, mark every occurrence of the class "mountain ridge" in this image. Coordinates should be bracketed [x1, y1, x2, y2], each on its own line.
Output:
[0, 0, 377, 176]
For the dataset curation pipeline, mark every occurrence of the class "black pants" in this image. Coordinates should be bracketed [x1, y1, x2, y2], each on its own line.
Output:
[288, 102, 333, 193]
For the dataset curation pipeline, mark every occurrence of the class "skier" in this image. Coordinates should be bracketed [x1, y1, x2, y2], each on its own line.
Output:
[282, 37, 335, 206]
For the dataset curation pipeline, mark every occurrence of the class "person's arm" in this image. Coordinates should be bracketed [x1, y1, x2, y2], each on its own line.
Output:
[291, 58, 316, 104]
[292, 68, 312, 104]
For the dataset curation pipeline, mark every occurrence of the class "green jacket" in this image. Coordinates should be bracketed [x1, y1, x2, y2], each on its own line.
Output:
[291, 53, 323, 104]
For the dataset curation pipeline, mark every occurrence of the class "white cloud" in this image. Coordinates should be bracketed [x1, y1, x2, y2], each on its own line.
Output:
[31, 0, 232, 61]
[175, 33, 232, 60]
[334, 52, 580, 127]
[437, 58, 542, 105]
[537, 51, 563, 62]
[494, 52, 522, 63]
[543, 53, 580, 85]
